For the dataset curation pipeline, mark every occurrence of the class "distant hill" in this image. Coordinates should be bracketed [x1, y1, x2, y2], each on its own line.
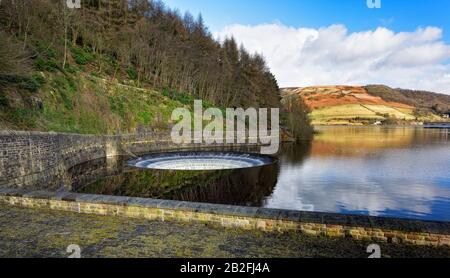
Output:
[281, 85, 449, 125]
[365, 85, 450, 114]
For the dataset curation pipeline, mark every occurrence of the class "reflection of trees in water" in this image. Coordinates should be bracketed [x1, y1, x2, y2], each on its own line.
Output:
[166, 164, 279, 206]
[310, 127, 450, 158]
[77, 168, 225, 198]
[70, 157, 279, 207]
[69, 156, 124, 191]
[280, 141, 312, 167]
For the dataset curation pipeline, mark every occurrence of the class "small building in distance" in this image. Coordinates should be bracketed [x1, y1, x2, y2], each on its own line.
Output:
[373, 121, 382, 126]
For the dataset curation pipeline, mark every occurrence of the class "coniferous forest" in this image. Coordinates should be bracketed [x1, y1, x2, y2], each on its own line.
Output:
[0, 0, 280, 107]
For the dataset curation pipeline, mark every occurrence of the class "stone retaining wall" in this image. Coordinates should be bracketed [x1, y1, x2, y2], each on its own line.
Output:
[0, 130, 271, 190]
[0, 131, 113, 190]
[0, 188, 449, 247]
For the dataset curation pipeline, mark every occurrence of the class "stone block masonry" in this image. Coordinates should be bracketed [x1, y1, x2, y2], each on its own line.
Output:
[0, 131, 118, 190]
[0, 130, 267, 190]
[2, 130, 449, 248]
[0, 188, 449, 247]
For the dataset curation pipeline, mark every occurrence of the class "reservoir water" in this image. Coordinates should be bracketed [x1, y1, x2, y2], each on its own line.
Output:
[72, 127, 450, 222]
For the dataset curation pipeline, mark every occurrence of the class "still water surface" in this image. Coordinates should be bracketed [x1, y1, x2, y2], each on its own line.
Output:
[72, 127, 450, 222]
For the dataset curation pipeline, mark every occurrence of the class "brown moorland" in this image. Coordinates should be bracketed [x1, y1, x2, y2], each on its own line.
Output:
[282, 86, 414, 110]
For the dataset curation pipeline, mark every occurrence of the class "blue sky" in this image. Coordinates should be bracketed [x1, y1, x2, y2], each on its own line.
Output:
[164, 0, 450, 41]
[163, 0, 450, 93]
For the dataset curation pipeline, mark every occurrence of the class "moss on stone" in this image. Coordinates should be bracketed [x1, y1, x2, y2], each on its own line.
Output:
[1, 204, 449, 258]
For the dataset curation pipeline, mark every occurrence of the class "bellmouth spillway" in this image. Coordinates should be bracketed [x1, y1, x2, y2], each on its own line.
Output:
[128, 152, 274, 170]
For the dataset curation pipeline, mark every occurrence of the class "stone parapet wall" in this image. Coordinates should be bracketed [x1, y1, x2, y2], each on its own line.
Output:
[0, 131, 120, 190]
[0, 130, 270, 190]
[0, 188, 449, 247]
[119, 133, 272, 155]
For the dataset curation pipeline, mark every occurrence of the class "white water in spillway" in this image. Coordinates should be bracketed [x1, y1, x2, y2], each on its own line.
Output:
[128, 152, 274, 170]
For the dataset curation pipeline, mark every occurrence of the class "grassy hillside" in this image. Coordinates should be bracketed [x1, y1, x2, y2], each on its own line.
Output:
[365, 85, 450, 115]
[0, 44, 199, 133]
[309, 104, 423, 125]
[1, 0, 292, 135]
[282, 86, 447, 125]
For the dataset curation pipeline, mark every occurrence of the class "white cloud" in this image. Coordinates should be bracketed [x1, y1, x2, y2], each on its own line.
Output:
[215, 23, 450, 94]
[265, 146, 450, 219]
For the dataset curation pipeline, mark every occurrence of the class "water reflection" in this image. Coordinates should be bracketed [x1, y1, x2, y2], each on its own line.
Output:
[267, 127, 450, 221]
[70, 127, 450, 222]
[71, 157, 279, 207]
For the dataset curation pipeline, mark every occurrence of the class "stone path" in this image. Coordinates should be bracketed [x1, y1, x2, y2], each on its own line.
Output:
[0, 204, 449, 258]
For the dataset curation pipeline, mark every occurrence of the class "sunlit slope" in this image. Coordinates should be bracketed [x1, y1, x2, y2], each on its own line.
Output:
[0, 69, 191, 134]
[311, 104, 416, 125]
[282, 86, 443, 125]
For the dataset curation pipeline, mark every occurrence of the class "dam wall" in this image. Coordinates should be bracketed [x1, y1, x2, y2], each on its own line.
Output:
[0, 130, 269, 190]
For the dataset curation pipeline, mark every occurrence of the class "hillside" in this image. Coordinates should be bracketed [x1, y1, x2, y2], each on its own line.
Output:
[0, 0, 285, 134]
[365, 85, 450, 114]
[0, 68, 192, 133]
[282, 86, 448, 125]
[0, 35, 215, 133]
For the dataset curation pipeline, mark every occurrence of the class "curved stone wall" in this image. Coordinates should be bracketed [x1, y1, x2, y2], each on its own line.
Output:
[0, 131, 118, 190]
[0, 188, 448, 247]
[0, 131, 268, 190]
[1, 131, 449, 247]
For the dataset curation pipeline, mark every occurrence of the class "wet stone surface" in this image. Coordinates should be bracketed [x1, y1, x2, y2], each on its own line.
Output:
[0, 204, 449, 258]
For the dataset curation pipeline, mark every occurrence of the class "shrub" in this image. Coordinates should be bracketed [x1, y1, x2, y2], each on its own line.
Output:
[8, 108, 36, 127]
[162, 88, 193, 105]
[34, 57, 59, 72]
[71, 46, 95, 65]
[108, 96, 125, 118]
[19, 78, 40, 92]
[0, 74, 43, 92]
[52, 75, 74, 110]
[65, 76, 77, 93]
[0, 94, 8, 107]
[172, 92, 192, 105]
[32, 74, 46, 86]
[37, 42, 57, 58]
[64, 64, 77, 74]
[103, 54, 117, 67]
[126, 68, 138, 80]
[162, 88, 170, 98]
[282, 95, 314, 142]
[383, 115, 399, 125]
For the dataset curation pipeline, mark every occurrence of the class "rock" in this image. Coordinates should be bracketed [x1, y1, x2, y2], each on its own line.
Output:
[29, 96, 44, 110]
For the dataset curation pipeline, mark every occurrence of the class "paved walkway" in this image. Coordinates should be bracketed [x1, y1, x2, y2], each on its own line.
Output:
[0, 204, 449, 258]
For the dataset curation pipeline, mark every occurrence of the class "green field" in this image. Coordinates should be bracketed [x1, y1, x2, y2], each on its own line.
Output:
[310, 104, 419, 125]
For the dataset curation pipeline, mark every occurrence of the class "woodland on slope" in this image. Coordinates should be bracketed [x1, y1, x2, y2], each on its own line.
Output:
[1, 0, 308, 136]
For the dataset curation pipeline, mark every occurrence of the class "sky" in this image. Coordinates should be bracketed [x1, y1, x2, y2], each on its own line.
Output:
[164, 0, 450, 94]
